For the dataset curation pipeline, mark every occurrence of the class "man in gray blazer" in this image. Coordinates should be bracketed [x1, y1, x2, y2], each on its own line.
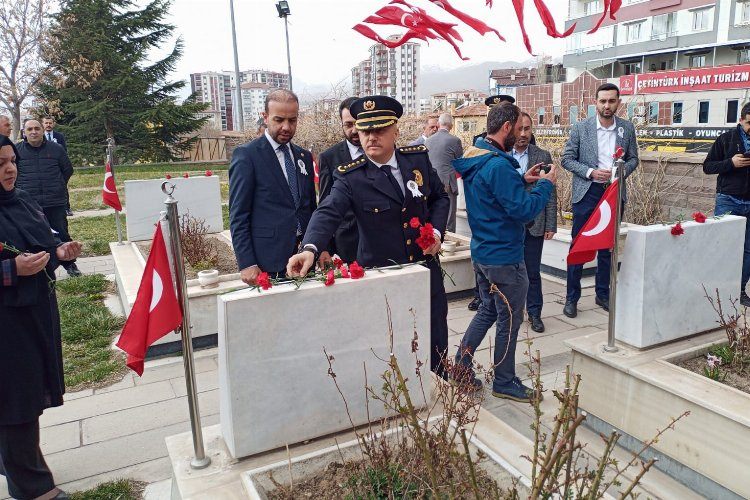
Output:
[511, 112, 557, 333]
[409, 117, 438, 145]
[425, 113, 463, 232]
[561, 83, 639, 318]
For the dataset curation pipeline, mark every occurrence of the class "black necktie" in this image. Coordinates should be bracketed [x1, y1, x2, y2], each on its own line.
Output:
[382, 167, 404, 202]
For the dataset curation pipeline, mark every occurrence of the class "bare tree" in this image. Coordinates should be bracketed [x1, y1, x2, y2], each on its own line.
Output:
[0, 0, 50, 140]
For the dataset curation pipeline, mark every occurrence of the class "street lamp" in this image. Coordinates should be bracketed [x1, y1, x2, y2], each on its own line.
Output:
[276, 1, 293, 91]
[229, 0, 244, 131]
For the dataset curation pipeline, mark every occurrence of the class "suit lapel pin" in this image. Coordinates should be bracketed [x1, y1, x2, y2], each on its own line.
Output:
[297, 159, 308, 175]
[407, 180, 422, 198]
[412, 169, 423, 186]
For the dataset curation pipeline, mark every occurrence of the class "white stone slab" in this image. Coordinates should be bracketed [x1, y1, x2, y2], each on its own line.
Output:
[124, 176, 222, 241]
[218, 266, 432, 458]
[615, 215, 744, 348]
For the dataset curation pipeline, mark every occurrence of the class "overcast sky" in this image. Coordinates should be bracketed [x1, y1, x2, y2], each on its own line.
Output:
[164, 0, 569, 95]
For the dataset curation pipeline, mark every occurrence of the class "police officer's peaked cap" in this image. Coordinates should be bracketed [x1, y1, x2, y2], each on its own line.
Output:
[350, 96, 404, 130]
[484, 94, 516, 107]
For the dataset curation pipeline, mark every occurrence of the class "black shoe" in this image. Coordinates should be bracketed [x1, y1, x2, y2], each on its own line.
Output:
[66, 264, 83, 277]
[595, 296, 609, 312]
[529, 315, 545, 333]
[467, 297, 481, 311]
[563, 301, 577, 318]
[492, 377, 542, 403]
[741, 292, 750, 308]
[53, 490, 71, 500]
[66, 209, 74, 217]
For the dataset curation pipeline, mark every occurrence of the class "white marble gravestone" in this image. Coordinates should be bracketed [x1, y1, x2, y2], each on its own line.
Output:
[124, 176, 222, 241]
[615, 215, 744, 348]
[218, 266, 432, 458]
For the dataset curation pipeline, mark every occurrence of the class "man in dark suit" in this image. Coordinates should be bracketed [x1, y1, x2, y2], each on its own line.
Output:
[317, 97, 363, 263]
[511, 112, 557, 333]
[42, 116, 72, 216]
[287, 96, 451, 376]
[561, 83, 639, 318]
[229, 89, 317, 286]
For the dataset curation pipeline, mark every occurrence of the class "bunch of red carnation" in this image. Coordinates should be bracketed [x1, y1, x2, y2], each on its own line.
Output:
[410, 217, 436, 251]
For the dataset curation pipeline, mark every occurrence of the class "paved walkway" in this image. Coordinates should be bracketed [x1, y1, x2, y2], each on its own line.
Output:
[55, 255, 115, 279]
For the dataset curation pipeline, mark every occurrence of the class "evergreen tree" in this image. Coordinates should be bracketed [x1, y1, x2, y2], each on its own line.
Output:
[38, 0, 208, 164]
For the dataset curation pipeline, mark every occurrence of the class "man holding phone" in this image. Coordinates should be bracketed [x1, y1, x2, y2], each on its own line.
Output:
[512, 112, 557, 333]
[704, 102, 750, 306]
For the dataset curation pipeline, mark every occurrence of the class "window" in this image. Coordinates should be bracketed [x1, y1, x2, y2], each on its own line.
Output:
[739, 49, 750, 64]
[627, 102, 637, 119]
[660, 60, 675, 71]
[584, 0, 601, 16]
[569, 105, 579, 123]
[737, 1, 750, 25]
[538, 107, 545, 125]
[624, 62, 642, 75]
[625, 21, 644, 42]
[672, 102, 683, 124]
[553, 106, 561, 125]
[690, 55, 706, 68]
[692, 7, 713, 31]
[727, 100, 740, 123]
[651, 13, 675, 38]
[587, 104, 596, 118]
[698, 101, 710, 124]
[649, 102, 659, 123]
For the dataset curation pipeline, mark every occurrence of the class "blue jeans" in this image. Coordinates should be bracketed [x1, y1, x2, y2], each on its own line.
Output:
[524, 231, 545, 318]
[715, 193, 750, 293]
[566, 183, 611, 303]
[455, 262, 528, 390]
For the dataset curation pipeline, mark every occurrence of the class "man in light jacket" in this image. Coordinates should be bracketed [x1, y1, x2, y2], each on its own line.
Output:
[425, 113, 463, 232]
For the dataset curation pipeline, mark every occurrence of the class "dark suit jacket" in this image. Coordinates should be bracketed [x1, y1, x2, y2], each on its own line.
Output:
[317, 140, 359, 262]
[228, 136, 316, 273]
[52, 131, 67, 151]
[303, 147, 449, 268]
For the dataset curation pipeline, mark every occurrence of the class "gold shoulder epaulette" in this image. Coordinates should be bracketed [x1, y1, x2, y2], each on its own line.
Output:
[336, 155, 366, 174]
[398, 144, 428, 154]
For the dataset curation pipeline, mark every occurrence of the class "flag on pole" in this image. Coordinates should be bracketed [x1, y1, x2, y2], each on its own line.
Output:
[567, 180, 619, 266]
[116, 221, 182, 375]
[102, 161, 123, 211]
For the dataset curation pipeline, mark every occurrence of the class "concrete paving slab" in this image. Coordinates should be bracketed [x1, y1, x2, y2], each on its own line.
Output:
[40, 422, 80, 455]
[134, 355, 218, 386]
[169, 370, 218, 398]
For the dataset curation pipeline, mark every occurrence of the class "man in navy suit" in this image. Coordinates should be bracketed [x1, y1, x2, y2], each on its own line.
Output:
[287, 96, 451, 376]
[229, 89, 316, 285]
[42, 116, 72, 215]
[317, 97, 363, 263]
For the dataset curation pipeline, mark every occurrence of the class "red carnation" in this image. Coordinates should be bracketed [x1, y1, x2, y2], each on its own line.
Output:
[325, 269, 335, 286]
[613, 146, 624, 160]
[165, 174, 172, 179]
[0, 242, 3, 252]
[671, 222, 684, 236]
[416, 223, 437, 251]
[183, 173, 189, 178]
[257, 272, 272, 290]
[333, 257, 344, 269]
[692, 211, 707, 223]
[409, 217, 421, 229]
[340, 265, 350, 278]
[205, 170, 213, 177]
[349, 261, 365, 279]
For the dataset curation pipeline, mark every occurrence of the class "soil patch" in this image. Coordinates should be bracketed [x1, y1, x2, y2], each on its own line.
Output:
[137, 235, 238, 279]
[675, 357, 750, 393]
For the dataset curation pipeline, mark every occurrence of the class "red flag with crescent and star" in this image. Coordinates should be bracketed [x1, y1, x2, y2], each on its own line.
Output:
[116, 221, 182, 375]
[567, 179, 619, 266]
[102, 161, 123, 211]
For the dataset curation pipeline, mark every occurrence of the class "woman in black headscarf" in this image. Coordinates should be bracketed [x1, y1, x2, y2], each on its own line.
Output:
[0, 135, 81, 500]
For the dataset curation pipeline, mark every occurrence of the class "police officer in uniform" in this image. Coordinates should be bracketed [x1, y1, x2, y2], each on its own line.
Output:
[287, 95, 451, 377]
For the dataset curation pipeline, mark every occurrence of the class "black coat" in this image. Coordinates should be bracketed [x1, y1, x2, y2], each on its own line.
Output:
[303, 146, 450, 268]
[15, 139, 73, 208]
[46, 130, 67, 151]
[703, 125, 750, 198]
[0, 189, 65, 425]
[228, 136, 317, 273]
[317, 140, 359, 263]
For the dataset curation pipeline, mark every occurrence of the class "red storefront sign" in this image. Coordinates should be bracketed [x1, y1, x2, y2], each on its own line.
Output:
[619, 64, 750, 95]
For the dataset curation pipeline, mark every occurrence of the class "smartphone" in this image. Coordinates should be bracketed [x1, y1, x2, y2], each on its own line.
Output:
[743, 152, 750, 158]
[540, 164, 552, 173]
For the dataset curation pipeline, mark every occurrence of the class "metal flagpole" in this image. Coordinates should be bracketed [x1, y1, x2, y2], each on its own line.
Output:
[604, 158, 625, 353]
[161, 182, 211, 469]
[107, 138, 123, 245]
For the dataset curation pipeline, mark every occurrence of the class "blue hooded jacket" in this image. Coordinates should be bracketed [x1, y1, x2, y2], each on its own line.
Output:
[453, 138, 553, 266]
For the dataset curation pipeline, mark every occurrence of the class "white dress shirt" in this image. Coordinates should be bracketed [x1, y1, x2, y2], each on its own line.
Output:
[265, 130, 294, 182]
[370, 151, 405, 196]
[588, 117, 617, 183]
[346, 140, 364, 160]
[511, 146, 529, 175]
[46, 131, 56, 142]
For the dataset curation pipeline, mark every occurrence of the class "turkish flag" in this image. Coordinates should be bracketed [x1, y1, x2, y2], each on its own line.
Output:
[102, 161, 123, 211]
[116, 221, 182, 375]
[567, 180, 619, 266]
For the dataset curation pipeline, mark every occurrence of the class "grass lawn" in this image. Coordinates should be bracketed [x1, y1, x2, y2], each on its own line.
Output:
[57, 275, 126, 391]
[68, 166, 228, 190]
[68, 214, 126, 256]
[70, 478, 146, 499]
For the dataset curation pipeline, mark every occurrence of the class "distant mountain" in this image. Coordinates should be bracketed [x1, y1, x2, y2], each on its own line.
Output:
[419, 59, 539, 98]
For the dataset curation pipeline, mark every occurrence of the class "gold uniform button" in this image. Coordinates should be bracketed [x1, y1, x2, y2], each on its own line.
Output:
[403, 223, 407, 228]
[406, 239, 412, 245]
[374, 208, 379, 213]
